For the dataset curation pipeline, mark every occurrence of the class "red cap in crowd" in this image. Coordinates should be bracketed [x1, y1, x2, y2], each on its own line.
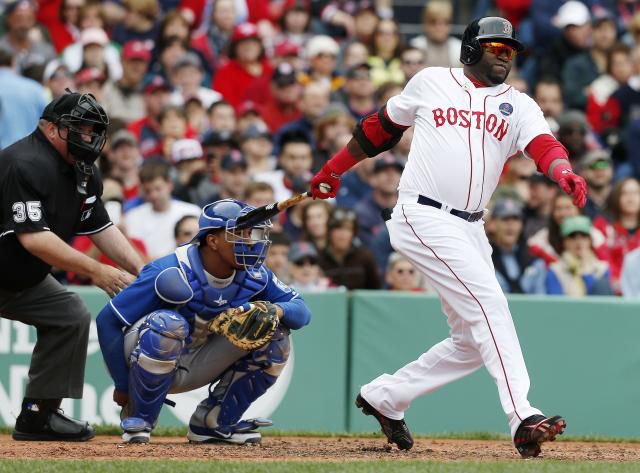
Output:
[143, 75, 173, 93]
[274, 40, 300, 58]
[237, 100, 260, 117]
[232, 23, 259, 42]
[122, 40, 152, 61]
[75, 67, 106, 85]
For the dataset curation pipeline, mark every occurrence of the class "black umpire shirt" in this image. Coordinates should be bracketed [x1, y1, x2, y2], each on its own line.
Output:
[0, 128, 112, 292]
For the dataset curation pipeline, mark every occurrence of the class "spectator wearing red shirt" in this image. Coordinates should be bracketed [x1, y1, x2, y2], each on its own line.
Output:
[594, 177, 640, 294]
[36, 0, 82, 53]
[102, 40, 151, 124]
[127, 75, 173, 158]
[144, 104, 197, 161]
[190, 0, 235, 70]
[178, 0, 207, 30]
[107, 130, 142, 202]
[495, 0, 531, 29]
[259, 62, 302, 133]
[245, 0, 296, 25]
[68, 177, 148, 284]
[213, 22, 273, 110]
[585, 43, 632, 136]
[272, 39, 304, 72]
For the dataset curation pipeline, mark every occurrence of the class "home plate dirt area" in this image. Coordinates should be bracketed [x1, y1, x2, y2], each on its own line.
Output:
[2, 435, 640, 462]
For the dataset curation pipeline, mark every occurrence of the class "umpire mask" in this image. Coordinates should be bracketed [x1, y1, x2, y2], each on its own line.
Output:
[43, 91, 110, 194]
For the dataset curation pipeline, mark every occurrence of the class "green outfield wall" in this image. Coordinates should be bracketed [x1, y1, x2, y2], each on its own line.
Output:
[349, 291, 640, 437]
[1, 288, 638, 436]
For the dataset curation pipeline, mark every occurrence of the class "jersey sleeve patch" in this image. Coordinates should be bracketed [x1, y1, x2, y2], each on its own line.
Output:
[272, 274, 293, 293]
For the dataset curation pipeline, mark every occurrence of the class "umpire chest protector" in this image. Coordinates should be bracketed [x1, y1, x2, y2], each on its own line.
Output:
[174, 244, 268, 320]
[460, 17, 524, 65]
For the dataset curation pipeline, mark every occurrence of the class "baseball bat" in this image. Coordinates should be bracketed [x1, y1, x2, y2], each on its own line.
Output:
[235, 183, 332, 229]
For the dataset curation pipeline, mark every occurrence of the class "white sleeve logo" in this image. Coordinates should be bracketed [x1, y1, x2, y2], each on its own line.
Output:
[12, 201, 42, 223]
[272, 274, 293, 293]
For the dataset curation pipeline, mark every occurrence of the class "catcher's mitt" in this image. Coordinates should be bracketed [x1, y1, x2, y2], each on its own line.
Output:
[208, 301, 280, 351]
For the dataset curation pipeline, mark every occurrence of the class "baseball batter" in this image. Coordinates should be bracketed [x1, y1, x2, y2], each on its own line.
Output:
[310, 17, 587, 458]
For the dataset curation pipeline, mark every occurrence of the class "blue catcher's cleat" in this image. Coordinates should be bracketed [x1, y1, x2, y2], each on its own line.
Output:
[121, 417, 152, 444]
[187, 417, 273, 445]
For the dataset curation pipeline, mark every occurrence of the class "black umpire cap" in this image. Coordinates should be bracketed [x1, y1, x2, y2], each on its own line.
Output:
[41, 92, 83, 123]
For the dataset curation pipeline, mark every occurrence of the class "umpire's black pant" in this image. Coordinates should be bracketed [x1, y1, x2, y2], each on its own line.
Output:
[0, 275, 91, 399]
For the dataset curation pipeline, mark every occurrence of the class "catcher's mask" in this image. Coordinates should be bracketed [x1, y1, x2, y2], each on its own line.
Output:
[192, 199, 272, 273]
[41, 90, 109, 193]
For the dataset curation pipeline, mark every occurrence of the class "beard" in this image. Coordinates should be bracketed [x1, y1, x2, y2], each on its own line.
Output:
[471, 57, 511, 86]
[12, 27, 30, 41]
[486, 63, 510, 85]
[488, 70, 508, 85]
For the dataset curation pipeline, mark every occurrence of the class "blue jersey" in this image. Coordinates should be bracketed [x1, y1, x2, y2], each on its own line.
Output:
[97, 243, 311, 391]
[109, 243, 307, 329]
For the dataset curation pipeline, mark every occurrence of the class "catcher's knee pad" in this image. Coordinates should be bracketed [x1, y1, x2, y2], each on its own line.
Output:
[194, 328, 290, 429]
[127, 310, 189, 426]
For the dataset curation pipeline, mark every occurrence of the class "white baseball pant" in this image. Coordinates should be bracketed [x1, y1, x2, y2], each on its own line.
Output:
[360, 196, 542, 437]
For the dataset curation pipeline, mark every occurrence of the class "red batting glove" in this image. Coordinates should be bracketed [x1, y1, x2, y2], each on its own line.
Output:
[557, 170, 588, 208]
[310, 163, 340, 199]
[310, 147, 361, 199]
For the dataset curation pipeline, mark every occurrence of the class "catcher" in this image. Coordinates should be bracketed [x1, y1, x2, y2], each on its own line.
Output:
[96, 199, 311, 444]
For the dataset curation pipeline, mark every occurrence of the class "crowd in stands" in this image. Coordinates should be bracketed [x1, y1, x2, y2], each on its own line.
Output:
[1, 0, 640, 297]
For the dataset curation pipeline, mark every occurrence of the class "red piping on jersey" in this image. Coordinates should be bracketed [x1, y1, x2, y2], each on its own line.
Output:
[465, 73, 491, 88]
[450, 68, 474, 209]
[401, 204, 523, 422]
[475, 86, 512, 211]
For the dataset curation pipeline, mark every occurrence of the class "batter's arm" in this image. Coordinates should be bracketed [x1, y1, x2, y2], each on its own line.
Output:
[310, 105, 409, 198]
[525, 134, 588, 208]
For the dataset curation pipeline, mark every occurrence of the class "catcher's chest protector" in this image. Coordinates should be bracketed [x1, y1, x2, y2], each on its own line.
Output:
[175, 244, 269, 321]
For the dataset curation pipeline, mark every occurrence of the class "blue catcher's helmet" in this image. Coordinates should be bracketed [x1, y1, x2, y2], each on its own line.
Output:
[191, 199, 272, 272]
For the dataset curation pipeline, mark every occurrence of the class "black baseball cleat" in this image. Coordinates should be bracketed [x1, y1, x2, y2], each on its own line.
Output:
[12, 400, 95, 442]
[355, 394, 414, 450]
[513, 414, 566, 458]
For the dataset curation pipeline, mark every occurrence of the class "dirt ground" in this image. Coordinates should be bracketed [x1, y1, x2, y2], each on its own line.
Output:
[2, 435, 640, 462]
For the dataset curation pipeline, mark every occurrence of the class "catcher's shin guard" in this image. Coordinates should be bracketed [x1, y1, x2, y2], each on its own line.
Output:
[187, 327, 290, 443]
[124, 310, 188, 430]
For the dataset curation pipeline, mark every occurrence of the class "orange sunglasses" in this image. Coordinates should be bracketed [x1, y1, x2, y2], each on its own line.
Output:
[481, 42, 517, 60]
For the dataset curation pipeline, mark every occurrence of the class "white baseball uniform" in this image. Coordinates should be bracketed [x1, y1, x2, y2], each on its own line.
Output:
[360, 67, 551, 437]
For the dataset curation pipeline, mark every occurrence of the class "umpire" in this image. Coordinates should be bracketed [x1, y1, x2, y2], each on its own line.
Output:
[0, 91, 145, 441]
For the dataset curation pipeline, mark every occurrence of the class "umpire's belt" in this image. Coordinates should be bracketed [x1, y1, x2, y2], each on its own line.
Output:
[417, 195, 484, 222]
